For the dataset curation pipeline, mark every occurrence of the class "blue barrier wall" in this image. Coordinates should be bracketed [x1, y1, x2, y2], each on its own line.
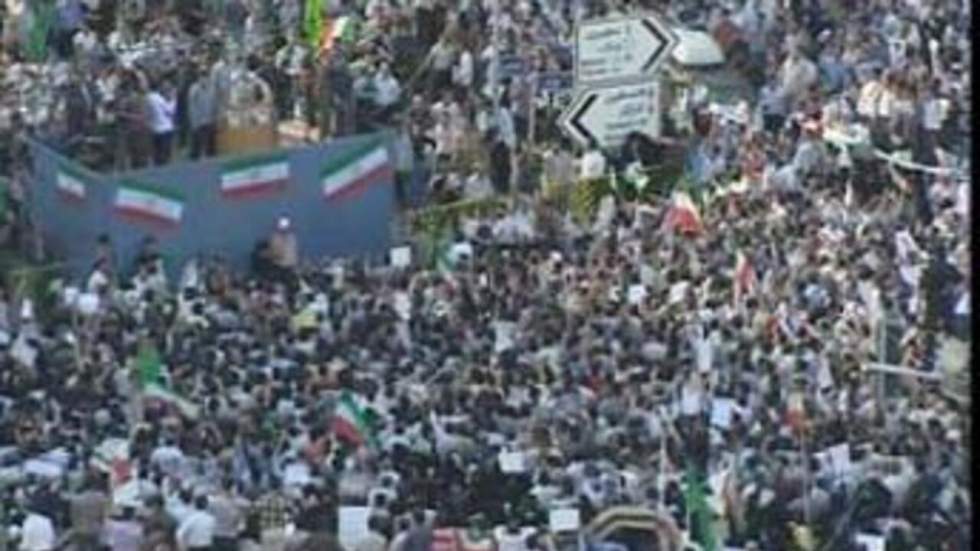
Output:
[30, 132, 397, 281]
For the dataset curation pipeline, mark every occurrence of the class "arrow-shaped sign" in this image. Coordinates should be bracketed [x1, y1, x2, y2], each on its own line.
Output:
[559, 81, 662, 149]
[575, 14, 679, 87]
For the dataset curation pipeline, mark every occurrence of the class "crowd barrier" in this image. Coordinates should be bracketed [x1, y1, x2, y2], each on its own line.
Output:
[29, 132, 400, 281]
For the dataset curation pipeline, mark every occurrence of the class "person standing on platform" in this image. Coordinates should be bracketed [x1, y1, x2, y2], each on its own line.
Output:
[147, 79, 177, 165]
[188, 69, 218, 159]
[269, 216, 299, 291]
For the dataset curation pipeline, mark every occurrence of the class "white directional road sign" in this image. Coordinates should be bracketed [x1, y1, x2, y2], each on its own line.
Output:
[559, 81, 661, 149]
[575, 15, 679, 87]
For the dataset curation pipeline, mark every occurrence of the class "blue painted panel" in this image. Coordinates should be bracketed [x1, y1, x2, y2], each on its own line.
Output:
[30, 132, 398, 281]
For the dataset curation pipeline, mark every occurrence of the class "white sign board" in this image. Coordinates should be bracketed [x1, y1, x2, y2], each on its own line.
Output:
[855, 533, 886, 551]
[549, 508, 581, 532]
[498, 451, 527, 473]
[575, 15, 678, 87]
[390, 246, 412, 268]
[338, 506, 372, 550]
[559, 81, 662, 149]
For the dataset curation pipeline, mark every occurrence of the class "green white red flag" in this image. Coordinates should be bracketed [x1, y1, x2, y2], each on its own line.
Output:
[56, 166, 91, 201]
[332, 391, 378, 448]
[321, 142, 393, 202]
[221, 154, 290, 198]
[114, 183, 184, 227]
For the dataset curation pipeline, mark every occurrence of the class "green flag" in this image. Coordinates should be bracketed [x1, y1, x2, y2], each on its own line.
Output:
[684, 467, 718, 551]
[27, 0, 55, 63]
[136, 341, 163, 387]
[332, 15, 358, 45]
[303, 0, 324, 49]
[333, 391, 379, 448]
[136, 341, 200, 419]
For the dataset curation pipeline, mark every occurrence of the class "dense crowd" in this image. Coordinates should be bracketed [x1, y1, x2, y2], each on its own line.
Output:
[0, 0, 973, 551]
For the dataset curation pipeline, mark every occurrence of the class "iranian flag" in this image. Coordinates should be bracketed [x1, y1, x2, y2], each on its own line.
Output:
[321, 142, 393, 202]
[115, 183, 184, 227]
[332, 391, 378, 448]
[56, 166, 90, 201]
[661, 191, 704, 235]
[136, 342, 200, 419]
[144, 384, 200, 419]
[221, 154, 290, 198]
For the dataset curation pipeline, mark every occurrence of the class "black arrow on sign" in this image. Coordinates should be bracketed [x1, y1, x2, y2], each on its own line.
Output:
[640, 19, 671, 73]
[570, 93, 598, 144]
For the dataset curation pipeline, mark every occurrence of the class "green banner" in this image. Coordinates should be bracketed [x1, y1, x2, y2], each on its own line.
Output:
[27, 0, 56, 63]
[303, 0, 324, 49]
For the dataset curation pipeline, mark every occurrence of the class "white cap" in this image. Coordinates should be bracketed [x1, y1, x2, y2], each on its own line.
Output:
[278, 216, 291, 230]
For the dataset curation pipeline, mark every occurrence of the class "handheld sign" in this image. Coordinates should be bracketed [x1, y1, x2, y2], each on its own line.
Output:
[536, 72, 574, 95]
[559, 81, 662, 148]
[499, 54, 529, 79]
[575, 14, 678, 87]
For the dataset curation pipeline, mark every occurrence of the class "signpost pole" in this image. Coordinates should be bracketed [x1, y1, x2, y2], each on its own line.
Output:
[530, 77, 538, 147]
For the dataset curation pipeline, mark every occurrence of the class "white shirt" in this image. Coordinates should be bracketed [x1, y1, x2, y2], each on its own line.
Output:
[922, 97, 945, 131]
[374, 74, 401, 108]
[453, 50, 474, 87]
[146, 91, 175, 134]
[20, 513, 55, 551]
[166, 496, 195, 526]
[177, 510, 216, 549]
[493, 527, 534, 551]
[954, 291, 970, 315]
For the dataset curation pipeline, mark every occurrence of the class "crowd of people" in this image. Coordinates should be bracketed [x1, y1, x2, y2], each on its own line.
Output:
[0, 0, 973, 550]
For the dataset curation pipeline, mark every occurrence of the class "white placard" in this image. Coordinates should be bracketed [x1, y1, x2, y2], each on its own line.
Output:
[640, 264, 655, 286]
[628, 284, 648, 305]
[494, 321, 516, 353]
[680, 385, 702, 416]
[78, 293, 100, 316]
[498, 451, 527, 473]
[283, 462, 311, 487]
[669, 281, 689, 304]
[549, 508, 581, 532]
[711, 398, 736, 429]
[393, 292, 412, 321]
[450, 242, 474, 263]
[337, 506, 372, 550]
[20, 298, 33, 320]
[23, 459, 63, 479]
[855, 533, 886, 551]
[63, 286, 80, 307]
[390, 246, 412, 268]
[827, 443, 851, 476]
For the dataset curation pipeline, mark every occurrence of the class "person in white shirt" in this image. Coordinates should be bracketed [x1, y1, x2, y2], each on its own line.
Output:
[19, 509, 55, 551]
[452, 47, 474, 92]
[373, 63, 401, 121]
[176, 495, 217, 551]
[166, 488, 196, 527]
[146, 80, 176, 165]
[353, 516, 388, 551]
[494, 521, 535, 551]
